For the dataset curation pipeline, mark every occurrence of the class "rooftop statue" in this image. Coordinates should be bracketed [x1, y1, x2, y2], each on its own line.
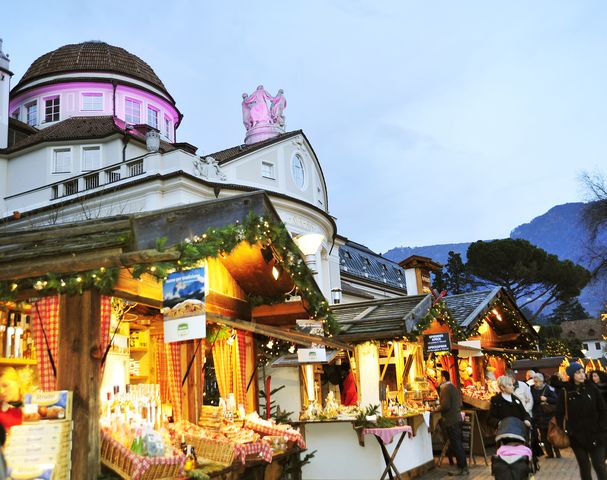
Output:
[270, 89, 286, 128]
[242, 86, 286, 131]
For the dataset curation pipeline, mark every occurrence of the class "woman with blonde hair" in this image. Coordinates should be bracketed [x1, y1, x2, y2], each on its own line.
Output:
[488, 375, 531, 429]
[0, 367, 24, 431]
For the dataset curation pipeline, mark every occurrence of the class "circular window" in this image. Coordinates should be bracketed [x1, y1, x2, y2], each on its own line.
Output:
[292, 154, 305, 189]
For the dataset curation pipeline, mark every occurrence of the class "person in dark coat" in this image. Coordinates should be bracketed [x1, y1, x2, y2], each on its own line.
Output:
[557, 362, 607, 480]
[437, 370, 469, 476]
[591, 370, 607, 405]
[488, 375, 532, 429]
[531, 372, 560, 458]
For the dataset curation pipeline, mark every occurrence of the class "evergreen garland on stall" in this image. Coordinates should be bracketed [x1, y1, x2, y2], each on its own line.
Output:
[405, 300, 468, 341]
[0, 212, 339, 336]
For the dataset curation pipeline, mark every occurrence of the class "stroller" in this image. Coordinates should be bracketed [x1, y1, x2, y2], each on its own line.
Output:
[491, 417, 537, 479]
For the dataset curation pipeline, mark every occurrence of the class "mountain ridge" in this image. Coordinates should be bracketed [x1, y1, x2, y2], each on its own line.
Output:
[383, 202, 605, 315]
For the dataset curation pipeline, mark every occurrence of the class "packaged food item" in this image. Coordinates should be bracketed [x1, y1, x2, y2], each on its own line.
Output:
[22, 391, 72, 421]
[7, 463, 54, 480]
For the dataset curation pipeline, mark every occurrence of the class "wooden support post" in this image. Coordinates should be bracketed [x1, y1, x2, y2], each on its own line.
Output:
[57, 290, 102, 480]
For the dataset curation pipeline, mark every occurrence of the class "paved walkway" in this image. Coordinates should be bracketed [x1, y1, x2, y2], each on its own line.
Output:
[419, 449, 591, 479]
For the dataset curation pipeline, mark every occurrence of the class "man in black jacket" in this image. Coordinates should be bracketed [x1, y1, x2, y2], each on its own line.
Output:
[438, 370, 469, 476]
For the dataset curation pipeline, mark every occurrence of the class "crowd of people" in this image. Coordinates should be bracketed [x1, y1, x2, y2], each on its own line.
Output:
[487, 365, 607, 480]
[436, 365, 607, 479]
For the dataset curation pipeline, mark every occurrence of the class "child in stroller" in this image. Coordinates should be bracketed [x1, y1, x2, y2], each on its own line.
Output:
[491, 417, 537, 479]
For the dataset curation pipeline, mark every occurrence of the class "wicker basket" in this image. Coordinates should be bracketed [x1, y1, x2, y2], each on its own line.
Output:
[101, 433, 185, 480]
[185, 434, 234, 466]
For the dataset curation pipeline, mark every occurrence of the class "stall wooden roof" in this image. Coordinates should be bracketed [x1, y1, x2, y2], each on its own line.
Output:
[0, 191, 284, 284]
[444, 287, 538, 338]
[331, 294, 432, 342]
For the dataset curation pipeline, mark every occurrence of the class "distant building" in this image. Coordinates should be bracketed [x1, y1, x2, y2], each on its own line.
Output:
[561, 318, 607, 359]
[338, 240, 408, 302]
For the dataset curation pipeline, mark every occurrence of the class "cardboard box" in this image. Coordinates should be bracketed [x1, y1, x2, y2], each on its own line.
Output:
[23, 391, 73, 421]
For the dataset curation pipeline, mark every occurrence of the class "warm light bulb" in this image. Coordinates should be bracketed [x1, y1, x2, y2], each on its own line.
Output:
[289, 345, 296, 354]
[267, 340, 274, 349]
[272, 266, 280, 280]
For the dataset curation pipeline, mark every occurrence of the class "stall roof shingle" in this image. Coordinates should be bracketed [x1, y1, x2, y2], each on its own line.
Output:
[443, 288, 502, 328]
[332, 294, 431, 341]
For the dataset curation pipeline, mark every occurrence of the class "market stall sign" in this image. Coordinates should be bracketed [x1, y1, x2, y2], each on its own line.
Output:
[296, 319, 326, 363]
[424, 332, 451, 353]
[163, 268, 206, 343]
[297, 348, 327, 363]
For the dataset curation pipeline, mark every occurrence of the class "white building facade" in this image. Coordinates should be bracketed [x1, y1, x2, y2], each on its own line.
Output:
[0, 40, 413, 302]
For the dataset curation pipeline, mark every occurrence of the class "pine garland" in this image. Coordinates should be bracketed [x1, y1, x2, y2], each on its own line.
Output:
[0, 212, 339, 336]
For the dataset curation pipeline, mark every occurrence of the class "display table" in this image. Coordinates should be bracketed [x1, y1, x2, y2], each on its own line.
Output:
[296, 416, 433, 480]
[362, 426, 413, 480]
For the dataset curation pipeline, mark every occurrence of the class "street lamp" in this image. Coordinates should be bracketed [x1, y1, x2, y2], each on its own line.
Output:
[292, 233, 324, 274]
[331, 288, 343, 305]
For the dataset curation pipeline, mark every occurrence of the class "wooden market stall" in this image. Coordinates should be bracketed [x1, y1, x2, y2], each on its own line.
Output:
[422, 287, 540, 411]
[276, 295, 439, 480]
[0, 191, 345, 480]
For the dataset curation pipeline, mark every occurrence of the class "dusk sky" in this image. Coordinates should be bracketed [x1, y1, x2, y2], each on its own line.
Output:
[5, 1, 607, 253]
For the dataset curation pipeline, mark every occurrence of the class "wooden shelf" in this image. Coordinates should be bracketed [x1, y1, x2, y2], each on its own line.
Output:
[0, 358, 36, 366]
[129, 347, 148, 353]
[129, 375, 148, 381]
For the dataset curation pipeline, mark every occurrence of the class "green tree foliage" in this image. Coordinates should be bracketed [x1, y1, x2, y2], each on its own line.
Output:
[547, 298, 590, 324]
[432, 251, 477, 295]
[467, 239, 591, 321]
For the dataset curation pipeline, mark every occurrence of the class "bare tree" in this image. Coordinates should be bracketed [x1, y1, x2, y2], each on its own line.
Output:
[581, 171, 607, 276]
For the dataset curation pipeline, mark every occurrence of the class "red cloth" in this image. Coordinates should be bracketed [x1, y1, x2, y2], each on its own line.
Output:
[0, 405, 22, 430]
[440, 355, 459, 388]
[31, 296, 59, 391]
[341, 371, 358, 406]
[233, 441, 273, 464]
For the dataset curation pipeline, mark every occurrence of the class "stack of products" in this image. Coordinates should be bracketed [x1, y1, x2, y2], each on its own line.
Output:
[199, 405, 223, 431]
[6, 391, 74, 480]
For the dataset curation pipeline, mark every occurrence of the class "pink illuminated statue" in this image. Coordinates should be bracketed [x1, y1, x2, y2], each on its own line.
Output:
[270, 89, 286, 127]
[241, 93, 253, 129]
[244, 85, 272, 126]
[242, 86, 287, 144]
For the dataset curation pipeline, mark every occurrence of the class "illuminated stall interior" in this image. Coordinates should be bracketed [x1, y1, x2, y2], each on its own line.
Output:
[422, 287, 540, 407]
[0, 191, 341, 477]
[332, 295, 439, 416]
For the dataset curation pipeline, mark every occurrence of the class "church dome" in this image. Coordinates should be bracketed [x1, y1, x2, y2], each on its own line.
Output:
[12, 41, 171, 99]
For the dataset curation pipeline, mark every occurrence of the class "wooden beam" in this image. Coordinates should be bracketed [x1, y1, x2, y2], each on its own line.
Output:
[207, 312, 353, 351]
[0, 219, 131, 246]
[57, 290, 102, 480]
[0, 248, 180, 281]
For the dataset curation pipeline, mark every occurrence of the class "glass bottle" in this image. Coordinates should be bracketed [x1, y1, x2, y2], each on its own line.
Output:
[13, 314, 23, 358]
[6, 313, 15, 358]
[0, 311, 6, 358]
[21, 315, 32, 359]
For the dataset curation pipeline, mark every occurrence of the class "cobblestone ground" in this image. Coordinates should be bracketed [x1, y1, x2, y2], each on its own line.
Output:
[419, 448, 593, 479]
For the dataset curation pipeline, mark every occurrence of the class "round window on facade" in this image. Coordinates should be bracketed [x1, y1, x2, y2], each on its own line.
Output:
[292, 154, 305, 189]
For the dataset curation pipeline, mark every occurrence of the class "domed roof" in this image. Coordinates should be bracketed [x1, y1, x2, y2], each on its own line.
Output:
[13, 41, 171, 100]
